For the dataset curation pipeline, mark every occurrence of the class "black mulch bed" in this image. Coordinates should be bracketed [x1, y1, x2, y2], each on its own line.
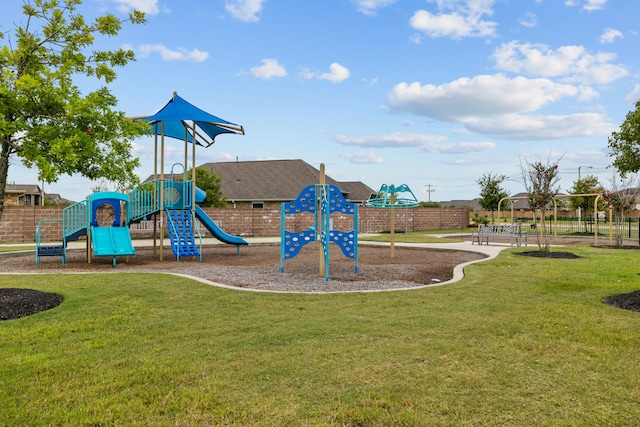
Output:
[0, 288, 63, 320]
[519, 251, 582, 259]
[603, 291, 640, 313]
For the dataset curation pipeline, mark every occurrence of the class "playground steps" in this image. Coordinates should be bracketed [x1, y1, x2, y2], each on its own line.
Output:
[166, 209, 200, 259]
[37, 244, 64, 256]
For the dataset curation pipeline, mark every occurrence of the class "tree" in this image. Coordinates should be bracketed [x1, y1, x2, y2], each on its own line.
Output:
[0, 0, 148, 221]
[608, 100, 640, 175]
[476, 172, 509, 222]
[601, 175, 638, 247]
[189, 167, 226, 208]
[567, 175, 603, 232]
[521, 156, 562, 254]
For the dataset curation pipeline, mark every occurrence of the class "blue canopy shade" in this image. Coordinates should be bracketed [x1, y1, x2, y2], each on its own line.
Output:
[141, 93, 244, 147]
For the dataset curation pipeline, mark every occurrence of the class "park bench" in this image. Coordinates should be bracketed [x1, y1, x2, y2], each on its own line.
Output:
[471, 223, 527, 247]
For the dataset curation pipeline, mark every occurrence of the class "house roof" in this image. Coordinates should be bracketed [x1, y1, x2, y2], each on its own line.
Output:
[5, 184, 42, 194]
[199, 159, 375, 203]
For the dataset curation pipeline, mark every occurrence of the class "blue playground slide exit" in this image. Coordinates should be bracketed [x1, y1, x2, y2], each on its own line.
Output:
[89, 192, 136, 266]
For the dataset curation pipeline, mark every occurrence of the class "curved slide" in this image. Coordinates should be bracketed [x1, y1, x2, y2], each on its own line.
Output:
[195, 206, 248, 246]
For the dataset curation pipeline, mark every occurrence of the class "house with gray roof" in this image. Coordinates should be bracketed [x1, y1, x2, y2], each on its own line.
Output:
[199, 159, 375, 209]
[4, 184, 44, 206]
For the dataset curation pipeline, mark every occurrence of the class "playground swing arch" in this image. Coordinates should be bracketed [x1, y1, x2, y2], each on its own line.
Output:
[497, 193, 606, 245]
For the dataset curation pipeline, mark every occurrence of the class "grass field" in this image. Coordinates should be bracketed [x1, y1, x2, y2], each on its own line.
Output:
[1, 243, 640, 425]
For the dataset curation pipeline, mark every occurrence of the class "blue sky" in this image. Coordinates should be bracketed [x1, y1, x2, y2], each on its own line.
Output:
[4, 0, 640, 202]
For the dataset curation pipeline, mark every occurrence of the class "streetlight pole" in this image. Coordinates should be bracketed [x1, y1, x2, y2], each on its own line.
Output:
[577, 165, 593, 228]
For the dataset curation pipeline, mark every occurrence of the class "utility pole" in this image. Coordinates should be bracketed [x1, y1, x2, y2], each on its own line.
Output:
[424, 184, 436, 202]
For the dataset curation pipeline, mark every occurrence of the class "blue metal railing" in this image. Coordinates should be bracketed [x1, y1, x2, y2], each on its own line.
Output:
[130, 180, 160, 223]
[62, 200, 88, 240]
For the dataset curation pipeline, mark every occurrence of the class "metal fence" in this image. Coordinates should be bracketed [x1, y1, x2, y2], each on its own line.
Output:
[508, 216, 640, 244]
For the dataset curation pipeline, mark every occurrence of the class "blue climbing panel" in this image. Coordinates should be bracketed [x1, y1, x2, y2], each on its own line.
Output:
[281, 184, 358, 280]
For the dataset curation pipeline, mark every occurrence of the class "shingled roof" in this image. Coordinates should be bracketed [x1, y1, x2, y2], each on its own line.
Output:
[5, 184, 42, 195]
[200, 159, 375, 203]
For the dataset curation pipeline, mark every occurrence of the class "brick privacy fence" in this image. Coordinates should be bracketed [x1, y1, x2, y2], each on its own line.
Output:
[0, 205, 469, 243]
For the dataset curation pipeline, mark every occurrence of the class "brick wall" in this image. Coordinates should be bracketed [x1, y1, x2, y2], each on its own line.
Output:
[0, 205, 470, 242]
[0, 206, 64, 243]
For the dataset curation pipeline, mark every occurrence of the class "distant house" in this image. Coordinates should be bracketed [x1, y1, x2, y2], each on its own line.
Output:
[44, 193, 75, 206]
[194, 159, 376, 209]
[4, 184, 44, 206]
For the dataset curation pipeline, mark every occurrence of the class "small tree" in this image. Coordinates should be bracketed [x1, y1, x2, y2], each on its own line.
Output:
[521, 156, 562, 253]
[567, 175, 603, 233]
[0, 0, 148, 221]
[476, 172, 509, 222]
[188, 167, 226, 208]
[601, 175, 638, 247]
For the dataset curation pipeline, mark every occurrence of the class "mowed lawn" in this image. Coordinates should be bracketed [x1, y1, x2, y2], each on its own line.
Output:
[1, 245, 640, 426]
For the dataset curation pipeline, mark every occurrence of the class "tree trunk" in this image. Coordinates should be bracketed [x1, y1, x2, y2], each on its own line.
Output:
[0, 138, 12, 223]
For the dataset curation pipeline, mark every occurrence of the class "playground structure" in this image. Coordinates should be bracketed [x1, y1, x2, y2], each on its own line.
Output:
[35, 173, 248, 266]
[280, 165, 358, 281]
[36, 93, 247, 265]
[36, 192, 135, 266]
[366, 183, 419, 258]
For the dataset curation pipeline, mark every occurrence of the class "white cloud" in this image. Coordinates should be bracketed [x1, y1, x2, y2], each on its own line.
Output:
[317, 63, 351, 83]
[225, 0, 266, 23]
[519, 12, 537, 29]
[624, 85, 640, 104]
[332, 132, 494, 154]
[410, 0, 497, 39]
[333, 132, 446, 148]
[249, 58, 288, 79]
[463, 113, 616, 140]
[110, 0, 159, 15]
[352, 0, 399, 16]
[388, 74, 587, 121]
[600, 28, 623, 44]
[492, 41, 628, 84]
[138, 44, 209, 62]
[584, 0, 607, 11]
[339, 151, 384, 164]
[565, 0, 608, 11]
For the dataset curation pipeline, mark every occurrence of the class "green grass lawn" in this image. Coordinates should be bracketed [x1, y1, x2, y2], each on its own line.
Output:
[2, 245, 640, 425]
[360, 229, 469, 243]
[0, 245, 34, 253]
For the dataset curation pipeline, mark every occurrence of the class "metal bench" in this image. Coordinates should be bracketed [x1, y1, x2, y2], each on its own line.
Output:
[471, 223, 527, 246]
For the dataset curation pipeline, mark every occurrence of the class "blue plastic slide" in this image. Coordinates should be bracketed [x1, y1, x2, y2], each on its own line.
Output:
[90, 226, 136, 265]
[194, 206, 248, 246]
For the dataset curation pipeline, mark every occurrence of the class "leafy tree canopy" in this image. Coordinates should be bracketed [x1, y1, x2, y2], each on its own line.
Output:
[0, 0, 148, 220]
[608, 100, 640, 176]
[476, 172, 509, 221]
[189, 167, 226, 208]
[567, 175, 603, 214]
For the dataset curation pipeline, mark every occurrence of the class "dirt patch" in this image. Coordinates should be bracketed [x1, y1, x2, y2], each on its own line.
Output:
[0, 242, 486, 293]
[0, 244, 487, 318]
